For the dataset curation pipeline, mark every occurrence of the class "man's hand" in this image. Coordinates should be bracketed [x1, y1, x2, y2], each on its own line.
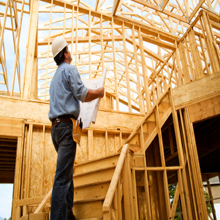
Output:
[84, 87, 105, 102]
[97, 87, 104, 98]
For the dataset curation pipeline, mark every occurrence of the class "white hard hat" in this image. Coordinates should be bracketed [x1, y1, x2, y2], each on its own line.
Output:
[52, 36, 68, 58]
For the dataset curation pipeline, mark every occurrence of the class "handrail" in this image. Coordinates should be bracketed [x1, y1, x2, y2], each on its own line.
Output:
[102, 144, 129, 212]
[34, 188, 52, 213]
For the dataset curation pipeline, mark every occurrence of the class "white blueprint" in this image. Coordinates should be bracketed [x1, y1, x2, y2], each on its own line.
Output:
[78, 68, 107, 129]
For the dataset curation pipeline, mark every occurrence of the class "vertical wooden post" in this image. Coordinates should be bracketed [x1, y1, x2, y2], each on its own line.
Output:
[122, 22, 132, 113]
[71, 5, 74, 64]
[122, 152, 133, 220]
[75, 7, 78, 68]
[11, 0, 25, 96]
[24, 124, 33, 200]
[132, 25, 144, 114]
[175, 48, 183, 86]
[200, 12, 220, 73]
[184, 108, 208, 220]
[131, 169, 139, 220]
[12, 133, 24, 220]
[183, 0, 190, 22]
[89, 10, 91, 79]
[117, 179, 122, 220]
[138, 28, 151, 112]
[144, 170, 152, 220]
[0, 0, 9, 60]
[198, 35, 211, 75]
[140, 125, 145, 154]
[178, 41, 190, 83]
[41, 125, 45, 195]
[16, 206, 21, 220]
[22, 0, 39, 98]
[207, 180, 217, 220]
[188, 29, 203, 79]
[30, 30, 38, 99]
[184, 37, 195, 80]
[111, 17, 119, 111]
[179, 110, 197, 220]
[177, 169, 188, 220]
[153, 140, 167, 220]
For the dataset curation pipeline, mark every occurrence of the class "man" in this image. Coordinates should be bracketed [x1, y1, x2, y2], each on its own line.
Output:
[49, 36, 104, 220]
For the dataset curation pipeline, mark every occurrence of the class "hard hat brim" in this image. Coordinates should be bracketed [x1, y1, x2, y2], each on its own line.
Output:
[53, 43, 68, 58]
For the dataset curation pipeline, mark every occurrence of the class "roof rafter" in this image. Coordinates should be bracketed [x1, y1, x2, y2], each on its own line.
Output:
[159, 0, 169, 11]
[112, 0, 121, 16]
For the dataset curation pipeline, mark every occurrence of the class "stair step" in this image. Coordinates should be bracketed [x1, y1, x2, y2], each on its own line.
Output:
[77, 218, 101, 220]
[73, 200, 103, 219]
[73, 165, 116, 177]
[74, 153, 119, 175]
[74, 167, 115, 188]
[75, 182, 109, 201]
[74, 180, 110, 189]
[74, 196, 105, 204]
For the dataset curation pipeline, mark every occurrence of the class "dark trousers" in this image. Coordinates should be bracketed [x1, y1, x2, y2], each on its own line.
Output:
[50, 122, 76, 220]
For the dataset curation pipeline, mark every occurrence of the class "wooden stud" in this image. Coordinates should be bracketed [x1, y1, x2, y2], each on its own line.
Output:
[138, 28, 151, 112]
[122, 22, 132, 113]
[24, 124, 33, 199]
[10, 0, 25, 96]
[89, 10, 91, 79]
[188, 29, 203, 79]
[179, 109, 197, 220]
[41, 125, 45, 195]
[111, 17, 119, 111]
[207, 179, 217, 220]
[184, 108, 208, 220]
[132, 25, 144, 114]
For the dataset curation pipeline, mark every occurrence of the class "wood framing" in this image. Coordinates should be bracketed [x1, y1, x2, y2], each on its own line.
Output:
[0, 0, 220, 219]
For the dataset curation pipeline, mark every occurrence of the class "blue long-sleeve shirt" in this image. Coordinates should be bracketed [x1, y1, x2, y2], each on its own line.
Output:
[49, 62, 88, 121]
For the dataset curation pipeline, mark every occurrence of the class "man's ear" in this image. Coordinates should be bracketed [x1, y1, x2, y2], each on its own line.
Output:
[64, 51, 68, 59]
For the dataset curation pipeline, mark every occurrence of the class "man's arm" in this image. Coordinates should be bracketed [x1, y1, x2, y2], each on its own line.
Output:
[84, 87, 104, 102]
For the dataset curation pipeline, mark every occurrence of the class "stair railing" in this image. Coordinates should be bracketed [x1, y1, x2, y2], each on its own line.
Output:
[102, 143, 131, 220]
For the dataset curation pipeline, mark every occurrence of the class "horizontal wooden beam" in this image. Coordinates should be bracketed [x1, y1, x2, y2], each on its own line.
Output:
[173, 71, 220, 109]
[14, 195, 46, 207]
[38, 36, 123, 46]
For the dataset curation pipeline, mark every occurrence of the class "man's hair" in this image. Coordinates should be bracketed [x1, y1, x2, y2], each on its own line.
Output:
[54, 46, 67, 66]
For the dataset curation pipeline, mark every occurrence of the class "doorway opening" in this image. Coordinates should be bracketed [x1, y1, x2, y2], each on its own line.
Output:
[0, 137, 17, 220]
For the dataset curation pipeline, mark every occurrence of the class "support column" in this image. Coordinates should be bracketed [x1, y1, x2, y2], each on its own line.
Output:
[22, 0, 39, 99]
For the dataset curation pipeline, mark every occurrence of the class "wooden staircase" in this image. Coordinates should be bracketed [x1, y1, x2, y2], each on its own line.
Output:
[73, 154, 119, 219]
[19, 153, 120, 220]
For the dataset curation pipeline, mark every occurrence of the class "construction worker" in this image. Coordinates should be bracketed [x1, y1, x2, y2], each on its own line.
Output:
[49, 36, 104, 220]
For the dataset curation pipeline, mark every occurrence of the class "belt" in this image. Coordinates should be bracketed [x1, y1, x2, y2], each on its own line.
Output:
[52, 115, 74, 127]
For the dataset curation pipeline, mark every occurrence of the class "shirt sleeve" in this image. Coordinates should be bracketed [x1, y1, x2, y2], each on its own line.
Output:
[67, 66, 88, 102]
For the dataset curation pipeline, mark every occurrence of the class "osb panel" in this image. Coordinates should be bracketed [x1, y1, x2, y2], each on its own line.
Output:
[188, 95, 220, 123]
[43, 128, 56, 195]
[21, 126, 28, 199]
[90, 111, 143, 130]
[93, 132, 105, 159]
[114, 134, 120, 152]
[29, 126, 44, 198]
[75, 132, 88, 164]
